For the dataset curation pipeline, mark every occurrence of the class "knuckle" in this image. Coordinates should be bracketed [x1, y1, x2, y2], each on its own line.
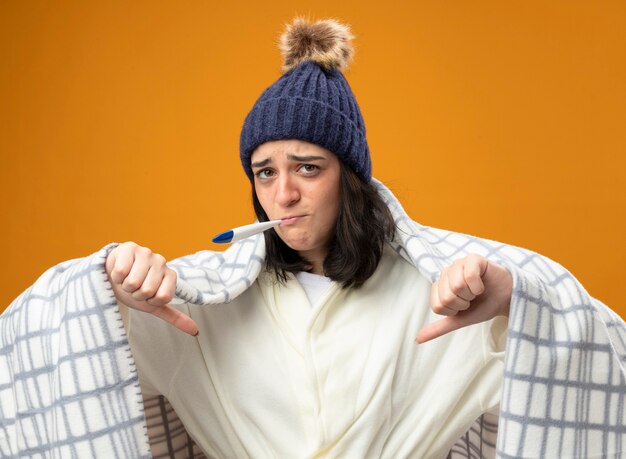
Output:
[140, 284, 158, 298]
[439, 289, 457, 306]
[449, 278, 466, 294]
[433, 304, 455, 316]
[137, 246, 152, 257]
[145, 297, 160, 307]
[121, 241, 138, 251]
[153, 289, 173, 304]
[163, 266, 177, 284]
[112, 265, 131, 279]
[432, 303, 444, 314]
[123, 277, 142, 291]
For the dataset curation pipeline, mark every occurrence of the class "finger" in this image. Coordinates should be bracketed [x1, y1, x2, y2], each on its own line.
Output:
[447, 260, 475, 303]
[122, 248, 152, 294]
[108, 246, 136, 284]
[151, 304, 199, 336]
[430, 280, 459, 316]
[131, 264, 165, 302]
[464, 254, 487, 296]
[146, 268, 176, 307]
[437, 268, 471, 313]
[416, 316, 465, 344]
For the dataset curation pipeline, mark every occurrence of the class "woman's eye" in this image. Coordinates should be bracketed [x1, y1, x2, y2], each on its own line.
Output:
[255, 169, 275, 179]
[300, 164, 319, 175]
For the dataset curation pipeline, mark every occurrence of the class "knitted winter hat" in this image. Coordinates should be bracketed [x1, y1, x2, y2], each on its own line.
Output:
[240, 18, 371, 182]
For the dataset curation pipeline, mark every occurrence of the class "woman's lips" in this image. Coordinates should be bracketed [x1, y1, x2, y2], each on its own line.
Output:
[280, 216, 305, 226]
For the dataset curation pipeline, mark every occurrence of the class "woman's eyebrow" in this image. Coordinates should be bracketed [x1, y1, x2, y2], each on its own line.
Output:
[251, 158, 272, 168]
[287, 154, 326, 162]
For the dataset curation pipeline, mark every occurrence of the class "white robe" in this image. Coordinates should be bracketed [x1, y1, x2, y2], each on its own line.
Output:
[126, 246, 507, 458]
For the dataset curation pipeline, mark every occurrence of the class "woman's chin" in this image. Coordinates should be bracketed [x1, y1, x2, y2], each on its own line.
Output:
[280, 236, 316, 254]
[277, 230, 328, 259]
[283, 239, 311, 253]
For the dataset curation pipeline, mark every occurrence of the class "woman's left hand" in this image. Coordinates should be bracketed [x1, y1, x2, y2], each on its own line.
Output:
[416, 254, 512, 344]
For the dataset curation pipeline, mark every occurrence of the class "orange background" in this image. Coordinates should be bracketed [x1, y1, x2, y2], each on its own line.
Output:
[1, 1, 624, 316]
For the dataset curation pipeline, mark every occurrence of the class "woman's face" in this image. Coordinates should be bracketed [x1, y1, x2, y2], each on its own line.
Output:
[251, 139, 341, 269]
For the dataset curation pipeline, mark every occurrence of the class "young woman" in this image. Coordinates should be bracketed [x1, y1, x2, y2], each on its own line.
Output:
[2, 17, 623, 459]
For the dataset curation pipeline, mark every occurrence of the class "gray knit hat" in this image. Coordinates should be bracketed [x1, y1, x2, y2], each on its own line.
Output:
[240, 18, 371, 182]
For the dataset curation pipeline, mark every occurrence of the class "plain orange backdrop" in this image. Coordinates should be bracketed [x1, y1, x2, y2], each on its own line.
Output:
[1, 1, 624, 317]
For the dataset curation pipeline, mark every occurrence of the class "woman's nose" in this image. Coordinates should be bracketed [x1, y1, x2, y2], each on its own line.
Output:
[275, 175, 300, 207]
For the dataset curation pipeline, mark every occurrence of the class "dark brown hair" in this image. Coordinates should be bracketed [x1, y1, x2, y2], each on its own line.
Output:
[252, 163, 395, 289]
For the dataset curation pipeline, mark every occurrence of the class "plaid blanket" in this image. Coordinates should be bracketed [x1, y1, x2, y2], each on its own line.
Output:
[1, 179, 624, 458]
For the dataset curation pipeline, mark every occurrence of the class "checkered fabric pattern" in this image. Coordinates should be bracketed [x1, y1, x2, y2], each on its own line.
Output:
[0, 248, 151, 457]
[143, 396, 204, 458]
[1, 179, 624, 458]
[448, 412, 498, 459]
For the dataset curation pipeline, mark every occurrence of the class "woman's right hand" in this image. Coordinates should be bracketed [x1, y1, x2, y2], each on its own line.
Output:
[105, 242, 199, 336]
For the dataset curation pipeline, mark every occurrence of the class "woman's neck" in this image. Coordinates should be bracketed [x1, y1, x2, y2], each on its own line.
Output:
[298, 248, 327, 275]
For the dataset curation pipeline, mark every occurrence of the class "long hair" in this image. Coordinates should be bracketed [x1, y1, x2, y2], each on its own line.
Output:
[252, 163, 396, 289]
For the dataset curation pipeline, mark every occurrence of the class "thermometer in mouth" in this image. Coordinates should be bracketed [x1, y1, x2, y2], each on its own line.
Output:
[212, 220, 282, 244]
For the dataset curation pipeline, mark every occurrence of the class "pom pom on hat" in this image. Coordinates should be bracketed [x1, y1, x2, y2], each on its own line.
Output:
[279, 17, 354, 73]
[240, 17, 371, 183]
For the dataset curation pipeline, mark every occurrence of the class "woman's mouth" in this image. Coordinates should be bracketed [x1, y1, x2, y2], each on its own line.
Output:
[281, 216, 305, 226]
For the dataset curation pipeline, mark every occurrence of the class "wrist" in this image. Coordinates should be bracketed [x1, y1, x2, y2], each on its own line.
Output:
[498, 268, 513, 317]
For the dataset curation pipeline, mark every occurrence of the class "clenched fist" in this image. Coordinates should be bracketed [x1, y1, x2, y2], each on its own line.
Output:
[416, 254, 512, 343]
[106, 242, 198, 336]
